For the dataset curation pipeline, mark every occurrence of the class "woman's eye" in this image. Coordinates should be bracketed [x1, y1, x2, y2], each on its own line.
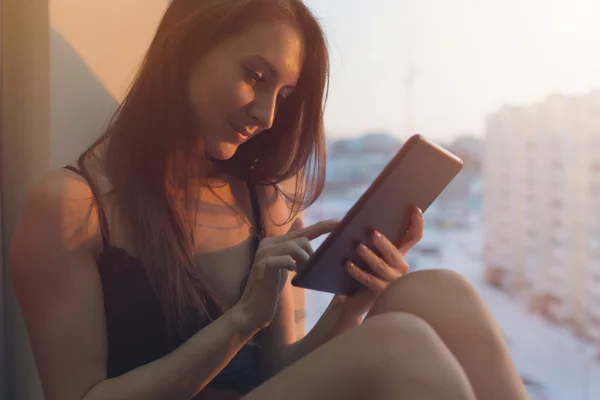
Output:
[244, 68, 264, 85]
[278, 90, 294, 102]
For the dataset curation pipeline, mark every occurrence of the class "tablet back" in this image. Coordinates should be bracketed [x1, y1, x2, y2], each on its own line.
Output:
[292, 135, 463, 295]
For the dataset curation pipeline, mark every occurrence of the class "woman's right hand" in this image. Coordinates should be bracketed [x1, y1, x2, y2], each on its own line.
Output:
[236, 219, 338, 331]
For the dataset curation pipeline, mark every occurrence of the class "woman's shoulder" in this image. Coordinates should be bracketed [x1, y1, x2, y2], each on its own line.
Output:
[10, 166, 104, 261]
[24, 166, 98, 216]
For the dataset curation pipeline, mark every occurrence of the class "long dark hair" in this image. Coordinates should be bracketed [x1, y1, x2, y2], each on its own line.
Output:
[79, 0, 329, 335]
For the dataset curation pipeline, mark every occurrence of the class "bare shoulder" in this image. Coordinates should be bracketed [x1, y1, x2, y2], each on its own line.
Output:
[20, 166, 96, 212]
[10, 167, 102, 272]
[9, 166, 110, 398]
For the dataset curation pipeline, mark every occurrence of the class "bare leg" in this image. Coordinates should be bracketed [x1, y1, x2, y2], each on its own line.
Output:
[243, 312, 476, 400]
[366, 269, 529, 400]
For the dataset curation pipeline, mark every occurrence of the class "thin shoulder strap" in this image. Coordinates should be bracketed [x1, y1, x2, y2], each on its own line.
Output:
[246, 182, 265, 240]
[240, 181, 265, 297]
[64, 165, 111, 250]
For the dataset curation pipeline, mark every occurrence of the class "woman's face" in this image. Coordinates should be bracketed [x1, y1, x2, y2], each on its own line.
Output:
[188, 21, 304, 160]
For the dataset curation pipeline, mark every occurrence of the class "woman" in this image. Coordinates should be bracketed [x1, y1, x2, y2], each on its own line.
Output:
[9, 0, 528, 399]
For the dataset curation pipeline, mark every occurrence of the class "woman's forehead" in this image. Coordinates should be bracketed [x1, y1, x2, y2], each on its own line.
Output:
[222, 21, 304, 85]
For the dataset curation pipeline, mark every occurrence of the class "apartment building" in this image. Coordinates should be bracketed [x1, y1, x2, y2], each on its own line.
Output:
[483, 91, 600, 340]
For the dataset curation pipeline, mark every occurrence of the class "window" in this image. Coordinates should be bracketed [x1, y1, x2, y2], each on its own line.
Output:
[551, 199, 563, 209]
[301, 1, 599, 397]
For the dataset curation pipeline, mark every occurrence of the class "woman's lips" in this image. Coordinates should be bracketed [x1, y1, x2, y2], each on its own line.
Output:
[229, 122, 252, 142]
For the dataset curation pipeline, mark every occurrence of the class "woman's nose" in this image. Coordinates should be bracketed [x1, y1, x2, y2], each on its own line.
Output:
[249, 93, 277, 130]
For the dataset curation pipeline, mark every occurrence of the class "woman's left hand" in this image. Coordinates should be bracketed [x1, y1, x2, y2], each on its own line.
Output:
[334, 206, 425, 319]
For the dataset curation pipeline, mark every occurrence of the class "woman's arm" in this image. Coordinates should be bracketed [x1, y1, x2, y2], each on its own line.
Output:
[258, 212, 362, 378]
[260, 277, 362, 377]
[257, 175, 362, 377]
[9, 171, 259, 400]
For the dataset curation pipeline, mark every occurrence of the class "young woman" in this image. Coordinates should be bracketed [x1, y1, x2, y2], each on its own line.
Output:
[9, 0, 529, 399]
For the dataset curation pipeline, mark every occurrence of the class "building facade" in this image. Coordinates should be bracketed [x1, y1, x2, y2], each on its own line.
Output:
[483, 91, 600, 341]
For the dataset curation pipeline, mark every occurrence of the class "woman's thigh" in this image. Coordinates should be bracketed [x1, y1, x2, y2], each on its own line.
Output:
[365, 269, 528, 400]
[243, 312, 475, 400]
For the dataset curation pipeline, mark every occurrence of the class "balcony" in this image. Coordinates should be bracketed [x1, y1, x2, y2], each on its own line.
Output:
[528, 290, 564, 322]
[587, 323, 600, 341]
[588, 262, 600, 278]
[544, 271, 568, 299]
[587, 298, 600, 320]
[588, 282, 600, 300]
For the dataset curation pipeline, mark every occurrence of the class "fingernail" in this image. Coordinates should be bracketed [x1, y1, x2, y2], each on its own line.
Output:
[372, 229, 382, 240]
[357, 243, 367, 253]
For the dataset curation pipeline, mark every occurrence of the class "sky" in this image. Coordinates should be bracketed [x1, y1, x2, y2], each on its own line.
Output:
[303, 0, 600, 141]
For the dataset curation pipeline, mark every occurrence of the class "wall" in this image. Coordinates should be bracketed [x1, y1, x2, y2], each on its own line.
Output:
[49, 0, 170, 168]
[2, 2, 306, 398]
[2, 1, 169, 398]
[2, 0, 51, 398]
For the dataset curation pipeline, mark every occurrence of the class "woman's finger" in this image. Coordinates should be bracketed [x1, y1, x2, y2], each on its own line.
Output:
[370, 230, 406, 273]
[256, 255, 296, 279]
[271, 219, 338, 244]
[293, 236, 315, 256]
[345, 261, 387, 292]
[356, 243, 398, 281]
[397, 206, 424, 254]
[267, 240, 311, 264]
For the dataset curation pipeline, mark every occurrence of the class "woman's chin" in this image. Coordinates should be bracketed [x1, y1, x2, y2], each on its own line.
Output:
[207, 142, 239, 161]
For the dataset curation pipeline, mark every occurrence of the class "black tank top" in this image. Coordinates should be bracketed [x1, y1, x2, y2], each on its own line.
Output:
[65, 166, 265, 394]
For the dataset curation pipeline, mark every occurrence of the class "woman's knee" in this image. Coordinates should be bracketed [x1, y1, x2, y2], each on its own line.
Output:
[368, 269, 480, 317]
[356, 312, 456, 366]
[352, 312, 475, 399]
[367, 269, 508, 364]
[357, 312, 439, 358]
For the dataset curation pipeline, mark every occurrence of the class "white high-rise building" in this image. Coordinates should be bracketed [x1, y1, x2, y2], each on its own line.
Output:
[483, 91, 600, 340]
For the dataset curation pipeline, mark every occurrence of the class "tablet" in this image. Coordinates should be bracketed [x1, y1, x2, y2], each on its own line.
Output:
[291, 134, 464, 295]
